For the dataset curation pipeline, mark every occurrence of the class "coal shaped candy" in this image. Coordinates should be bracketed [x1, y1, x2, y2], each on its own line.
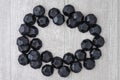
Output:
[78, 22, 90, 33]
[63, 4, 75, 16]
[33, 5, 45, 17]
[23, 13, 36, 26]
[17, 4, 105, 77]
[93, 35, 105, 48]
[63, 53, 75, 65]
[18, 45, 30, 53]
[30, 60, 42, 69]
[71, 11, 84, 24]
[70, 61, 82, 73]
[75, 49, 86, 61]
[19, 24, 30, 36]
[28, 50, 41, 61]
[58, 66, 70, 77]
[41, 51, 53, 63]
[53, 14, 65, 25]
[42, 64, 54, 76]
[83, 58, 95, 70]
[30, 38, 42, 50]
[89, 24, 101, 36]
[52, 57, 63, 69]
[66, 18, 77, 28]
[90, 48, 102, 59]
[81, 39, 93, 51]
[37, 16, 49, 28]
[49, 8, 60, 19]
[18, 54, 29, 66]
[85, 14, 97, 25]
[27, 26, 39, 37]
[17, 36, 29, 46]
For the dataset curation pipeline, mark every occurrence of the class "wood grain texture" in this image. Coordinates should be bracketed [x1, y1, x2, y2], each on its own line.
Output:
[0, 0, 119, 80]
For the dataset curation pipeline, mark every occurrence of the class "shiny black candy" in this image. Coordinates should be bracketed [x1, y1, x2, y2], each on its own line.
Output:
[23, 13, 36, 26]
[33, 5, 45, 17]
[27, 26, 39, 37]
[18, 54, 29, 66]
[42, 65, 54, 76]
[89, 24, 101, 36]
[70, 61, 82, 73]
[63, 53, 75, 65]
[93, 35, 105, 48]
[63, 4, 75, 16]
[19, 24, 30, 35]
[30, 60, 42, 69]
[18, 45, 30, 53]
[17, 4, 105, 77]
[37, 16, 49, 27]
[41, 51, 53, 63]
[66, 18, 77, 28]
[28, 50, 41, 61]
[53, 14, 65, 25]
[17, 36, 29, 46]
[71, 11, 84, 24]
[30, 38, 42, 50]
[85, 14, 97, 25]
[75, 49, 86, 61]
[52, 57, 63, 69]
[81, 39, 93, 51]
[83, 58, 95, 70]
[78, 22, 89, 33]
[90, 48, 102, 59]
[58, 66, 70, 77]
[49, 8, 60, 19]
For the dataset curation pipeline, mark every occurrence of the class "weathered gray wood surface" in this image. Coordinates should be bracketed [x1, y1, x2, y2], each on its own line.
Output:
[0, 0, 119, 80]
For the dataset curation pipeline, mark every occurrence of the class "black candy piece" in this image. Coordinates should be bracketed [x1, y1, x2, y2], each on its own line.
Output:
[53, 14, 65, 25]
[37, 16, 49, 28]
[49, 8, 60, 19]
[71, 11, 84, 24]
[42, 64, 54, 76]
[30, 60, 42, 69]
[19, 24, 30, 35]
[89, 24, 101, 36]
[28, 50, 41, 61]
[78, 22, 90, 33]
[81, 39, 93, 51]
[30, 38, 42, 50]
[41, 51, 53, 63]
[18, 45, 30, 53]
[66, 18, 77, 28]
[27, 26, 39, 37]
[17, 36, 29, 46]
[23, 13, 36, 26]
[63, 53, 75, 65]
[18, 54, 29, 66]
[85, 14, 97, 25]
[75, 49, 86, 61]
[90, 48, 102, 59]
[70, 61, 82, 73]
[33, 5, 45, 17]
[52, 57, 63, 69]
[83, 58, 95, 70]
[93, 35, 105, 48]
[58, 66, 70, 77]
[63, 4, 75, 16]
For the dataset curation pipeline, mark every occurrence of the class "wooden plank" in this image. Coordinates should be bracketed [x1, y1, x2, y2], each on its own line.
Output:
[0, 0, 11, 80]
[65, 0, 118, 80]
[117, 0, 120, 80]
[10, 0, 65, 80]
[0, 0, 119, 80]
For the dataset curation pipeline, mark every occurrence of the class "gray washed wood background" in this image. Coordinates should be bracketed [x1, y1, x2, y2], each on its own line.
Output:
[0, 0, 120, 80]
